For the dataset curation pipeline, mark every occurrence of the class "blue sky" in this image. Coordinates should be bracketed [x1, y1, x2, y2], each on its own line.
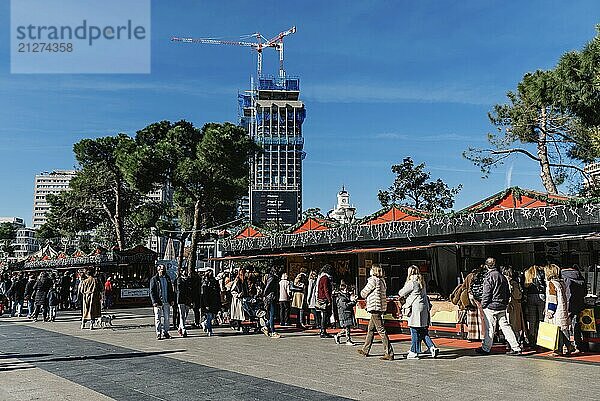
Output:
[1, 0, 599, 226]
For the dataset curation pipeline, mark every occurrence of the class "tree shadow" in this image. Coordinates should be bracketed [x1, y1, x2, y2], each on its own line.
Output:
[0, 349, 184, 372]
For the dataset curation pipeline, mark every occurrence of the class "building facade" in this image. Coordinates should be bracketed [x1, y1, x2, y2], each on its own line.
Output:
[584, 162, 600, 189]
[239, 76, 306, 226]
[32, 170, 77, 229]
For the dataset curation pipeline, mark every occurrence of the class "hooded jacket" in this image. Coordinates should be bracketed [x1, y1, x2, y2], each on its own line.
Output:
[560, 268, 586, 314]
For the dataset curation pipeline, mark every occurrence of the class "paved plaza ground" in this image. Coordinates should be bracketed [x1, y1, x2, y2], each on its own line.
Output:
[1, 308, 599, 401]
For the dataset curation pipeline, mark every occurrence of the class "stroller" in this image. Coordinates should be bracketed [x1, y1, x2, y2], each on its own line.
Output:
[240, 295, 268, 334]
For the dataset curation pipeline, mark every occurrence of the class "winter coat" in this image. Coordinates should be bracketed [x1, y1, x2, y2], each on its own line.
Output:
[560, 268, 586, 315]
[469, 269, 487, 302]
[481, 268, 510, 311]
[307, 278, 317, 309]
[47, 288, 61, 307]
[545, 279, 570, 330]
[361, 276, 387, 313]
[201, 276, 221, 314]
[7, 278, 25, 301]
[229, 278, 247, 321]
[398, 279, 431, 328]
[263, 273, 279, 305]
[80, 276, 102, 320]
[506, 278, 524, 333]
[175, 275, 192, 306]
[149, 274, 174, 306]
[335, 291, 356, 328]
[317, 274, 332, 303]
[24, 279, 36, 300]
[279, 279, 291, 302]
[290, 279, 305, 309]
[33, 276, 52, 306]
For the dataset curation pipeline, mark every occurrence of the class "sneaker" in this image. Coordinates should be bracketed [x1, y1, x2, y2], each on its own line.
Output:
[156, 334, 162, 340]
[207, 332, 213, 337]
[163, 332, 171, 339]
[357, 349, 368, 357]
[506, 350, 523, 356]
[270, 332, 281, 338]
[407, 352, 419, 359]
[178, 328, 183, 337]
[475, 347, 490, 355]
[80, 322, 85, 329]
[380, 354, 394, 361]
[182, 331, 188, 338]
[334, 334, 341, 344]
[430, 347, 440, 358]
[345, 340, 356, 346]
[320, 333, 333, 339]
[261, 327, 270, 337]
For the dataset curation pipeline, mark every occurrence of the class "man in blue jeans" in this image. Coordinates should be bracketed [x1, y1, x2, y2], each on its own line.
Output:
[149, 265, 175, 340]
[263, 267, 280, 338]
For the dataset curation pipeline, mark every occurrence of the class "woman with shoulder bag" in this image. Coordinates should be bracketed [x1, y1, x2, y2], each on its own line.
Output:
[357, 264, 394, 360]
[398, 265, 439, 359]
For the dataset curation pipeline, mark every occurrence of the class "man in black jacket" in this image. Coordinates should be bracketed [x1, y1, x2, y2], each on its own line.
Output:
[561, 265, 588, 352]
[175, 270, 192, 337]
[149, 264, 175, 340]
[263, 267, 280, 338]
[476, 258, 522, 355]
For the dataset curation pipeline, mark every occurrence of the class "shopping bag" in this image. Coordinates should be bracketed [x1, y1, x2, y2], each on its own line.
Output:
[536, 321, 559, 350]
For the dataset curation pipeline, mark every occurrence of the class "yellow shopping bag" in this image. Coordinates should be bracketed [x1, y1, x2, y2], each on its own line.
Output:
[536, 321, 559, 350]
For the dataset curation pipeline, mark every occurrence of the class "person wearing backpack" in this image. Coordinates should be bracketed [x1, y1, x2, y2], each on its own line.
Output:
[560, 264, 587, 352]
[334, 281, 357, 346]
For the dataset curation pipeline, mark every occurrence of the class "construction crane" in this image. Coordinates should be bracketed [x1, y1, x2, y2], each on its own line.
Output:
[171, 26, 296, 81]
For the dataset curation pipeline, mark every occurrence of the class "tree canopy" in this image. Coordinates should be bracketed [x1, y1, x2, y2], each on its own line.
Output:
[464, 26, 600, 195]
[378, 157, 462, 213]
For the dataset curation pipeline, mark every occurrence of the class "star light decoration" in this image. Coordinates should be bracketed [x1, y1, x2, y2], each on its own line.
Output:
[221, 204, 600, 253]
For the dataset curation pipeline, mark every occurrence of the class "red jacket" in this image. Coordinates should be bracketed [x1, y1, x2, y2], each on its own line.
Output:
[317, 274, 332, 302]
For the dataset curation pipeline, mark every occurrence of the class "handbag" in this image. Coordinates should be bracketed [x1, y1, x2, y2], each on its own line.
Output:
[316, 298, 329, 310]
[536, 321, 560, 350]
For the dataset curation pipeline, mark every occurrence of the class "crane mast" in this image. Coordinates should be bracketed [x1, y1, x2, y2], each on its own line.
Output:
[171, 26, 296, 81]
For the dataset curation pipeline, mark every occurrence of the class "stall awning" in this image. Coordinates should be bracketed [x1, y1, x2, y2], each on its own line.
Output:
[210, 244, 432, 261]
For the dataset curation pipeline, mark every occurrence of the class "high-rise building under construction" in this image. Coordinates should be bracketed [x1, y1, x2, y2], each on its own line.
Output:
[239, 76, 306, 226]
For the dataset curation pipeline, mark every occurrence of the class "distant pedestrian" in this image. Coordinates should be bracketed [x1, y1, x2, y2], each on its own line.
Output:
[32, 272, 52, 322]
[316, 265, 334, 338]
[465, 265, 486, 341]
[7, 273, 25, 317]
[47, 284, 61, 322]
[334, 281, 357, 346]
[306, 270, 320, 328]
[278, 273, 291, 326]
[399, 265, 439, 359]
[149, 264, 175, 340]
[230, 269, 248, 331]
[103, 277, 114, 310]
[175, 269, 192, 337]
[502, 266, 525, 347]
[476, 258, 522, 356]
[561, 264, 587, 352]
[523, 264, 546, 345]
[200, 270, 221, 336]
[263, 267, 280, 338]
[544, 264, 573, 355]
[24, 273, 36, 318]
[357, 264, 394, 361]
[80, 269, 102, 330]
[290, 272, 307, 328]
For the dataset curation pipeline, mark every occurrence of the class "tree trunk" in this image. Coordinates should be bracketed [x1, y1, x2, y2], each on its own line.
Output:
[113, 184, 126, 250]
[537, 108, 558, 194]
[177, 232, 188, 274]
[187, 199, 202, 275]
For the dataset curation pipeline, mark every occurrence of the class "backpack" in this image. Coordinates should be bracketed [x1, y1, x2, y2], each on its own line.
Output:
[450, 282, 470, 310]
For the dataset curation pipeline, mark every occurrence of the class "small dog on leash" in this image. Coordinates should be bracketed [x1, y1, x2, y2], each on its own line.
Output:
[99, 314, 116, 328]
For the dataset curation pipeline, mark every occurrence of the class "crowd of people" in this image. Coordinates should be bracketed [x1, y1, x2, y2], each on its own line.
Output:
[452, 257, 588, 356]
[1, 256, 589, 360]
[0, 269, 113, 328]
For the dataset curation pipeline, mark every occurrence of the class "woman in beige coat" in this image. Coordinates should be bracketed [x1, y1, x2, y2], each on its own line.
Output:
[502, 267, 525, 346]
[80, 269, 102, 330]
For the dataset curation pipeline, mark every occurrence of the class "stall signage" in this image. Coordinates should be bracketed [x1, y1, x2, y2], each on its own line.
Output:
[121, 288, 149, 298]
